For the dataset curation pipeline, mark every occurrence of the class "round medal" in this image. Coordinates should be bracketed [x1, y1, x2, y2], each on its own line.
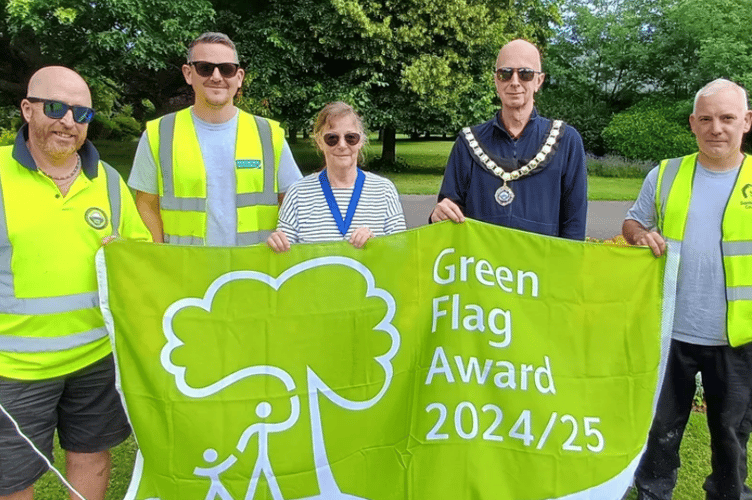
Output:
[495, 184, 514, 206]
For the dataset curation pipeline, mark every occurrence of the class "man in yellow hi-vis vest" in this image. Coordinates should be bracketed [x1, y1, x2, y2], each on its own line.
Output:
[0, 67, 151, 500]
[129, 32, 302, 246]
[623, 79, 752, 499]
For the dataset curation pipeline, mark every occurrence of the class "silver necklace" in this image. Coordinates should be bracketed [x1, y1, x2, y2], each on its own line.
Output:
[462, 120, 563, 206]
[38, 154, 81, 181]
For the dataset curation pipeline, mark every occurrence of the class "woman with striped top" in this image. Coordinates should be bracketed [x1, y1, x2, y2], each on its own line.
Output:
[267, 102, 406, 252]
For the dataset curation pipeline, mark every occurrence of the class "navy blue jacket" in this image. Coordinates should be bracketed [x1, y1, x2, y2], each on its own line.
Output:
[438, 109, 587, 240]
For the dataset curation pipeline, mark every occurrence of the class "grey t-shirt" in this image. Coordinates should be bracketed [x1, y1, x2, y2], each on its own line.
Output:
[625, 162, 739, 346]
[128, 107, 302, 246]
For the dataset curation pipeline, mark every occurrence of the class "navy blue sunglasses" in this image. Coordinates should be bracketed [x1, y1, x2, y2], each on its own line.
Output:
[26, 97, 96, 124]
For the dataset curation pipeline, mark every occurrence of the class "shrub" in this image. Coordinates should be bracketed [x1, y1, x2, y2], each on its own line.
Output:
[586, 154, 653, 178]
[366, 156, 410, 173]
[0, 129, 14, 146]
[602, 99, 697, 162]
[88, 115, 118, 140]
[113, 114, 142, 138]
[0, 106, 22, 133]
[140, 99, 156, 116]
[88, 106, 143, 141]
[536, 88, 613, 156]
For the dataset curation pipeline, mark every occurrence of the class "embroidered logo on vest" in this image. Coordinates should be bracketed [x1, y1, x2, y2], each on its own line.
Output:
[742, 184, 752, 209]
[84, 208, 108, 229]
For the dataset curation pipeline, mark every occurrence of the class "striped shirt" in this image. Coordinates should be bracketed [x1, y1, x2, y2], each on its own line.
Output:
[278, 170, 406, 243]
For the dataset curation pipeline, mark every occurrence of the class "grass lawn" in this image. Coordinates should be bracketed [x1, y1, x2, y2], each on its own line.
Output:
[588, 176, 644, 201]
[373, 171, 644, 198]
[35, 411, 741, 499]
[95, 138, 643, 200]
[35, 436, 136, 499]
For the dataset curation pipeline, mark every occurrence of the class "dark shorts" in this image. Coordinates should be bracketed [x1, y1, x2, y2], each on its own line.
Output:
[0, 354, 131, 495]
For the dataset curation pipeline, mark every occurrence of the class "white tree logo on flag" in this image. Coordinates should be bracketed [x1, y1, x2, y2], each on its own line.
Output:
[160, 256, 401, 500]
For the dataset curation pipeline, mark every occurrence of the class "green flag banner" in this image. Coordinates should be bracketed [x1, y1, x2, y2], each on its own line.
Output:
[96, 219, 670, 500]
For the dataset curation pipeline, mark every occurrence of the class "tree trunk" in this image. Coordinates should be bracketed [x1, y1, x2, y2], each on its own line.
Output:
[288, 127, 298, 144]
[381, 126, 396, 162]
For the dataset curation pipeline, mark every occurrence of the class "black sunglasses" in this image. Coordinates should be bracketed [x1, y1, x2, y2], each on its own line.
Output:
[323, 132, 361, 147]
[189, 61, 240, 78]
[26, 97, 96, 124]
[495, 67, 542, 82]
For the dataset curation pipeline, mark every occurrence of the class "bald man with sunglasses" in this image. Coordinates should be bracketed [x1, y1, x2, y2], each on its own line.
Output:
[431, 39, 587, 240]
[0, 66, 150, 500]
[129, 31, 302, 246]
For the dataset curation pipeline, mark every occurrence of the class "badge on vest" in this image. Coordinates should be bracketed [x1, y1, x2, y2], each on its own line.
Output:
[742, 184, 752, 209]
[85, 208, 108, 230]
[236, 159, 262, 169]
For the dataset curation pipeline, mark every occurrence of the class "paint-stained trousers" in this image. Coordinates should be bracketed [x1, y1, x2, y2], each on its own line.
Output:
[635, 339, 752, 500]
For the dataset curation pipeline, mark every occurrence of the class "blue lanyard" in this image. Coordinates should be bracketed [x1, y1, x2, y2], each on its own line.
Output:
[319, 168, 365, 236]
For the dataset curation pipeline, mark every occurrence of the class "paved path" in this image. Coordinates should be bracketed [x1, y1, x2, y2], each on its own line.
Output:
[399, 195, 633, 240]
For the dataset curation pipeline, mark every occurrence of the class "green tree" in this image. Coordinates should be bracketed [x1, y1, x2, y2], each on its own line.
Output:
[541, 0, 673, 153]
[546, 0, 657, 105]
[614, 0, 752, 101]
[0, 0, 214, 124]
[215, 0, 559, 162]
[668, 0, 752, 92]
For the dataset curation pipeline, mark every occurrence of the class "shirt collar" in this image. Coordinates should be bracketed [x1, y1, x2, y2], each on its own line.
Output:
[493, 107, 541, 139]
[11, 124, 100, 179]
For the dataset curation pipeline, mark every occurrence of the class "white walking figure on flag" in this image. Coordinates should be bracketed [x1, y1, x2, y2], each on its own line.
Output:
[236, 397, 299, 500]
[193, 448, 238, 500]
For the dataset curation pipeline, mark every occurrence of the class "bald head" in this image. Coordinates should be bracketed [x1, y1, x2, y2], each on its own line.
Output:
[22, 66, 92, 165]
[27, 66, 92, 107]
[494, 39, 545, 116]
[497, 39, 542, 72]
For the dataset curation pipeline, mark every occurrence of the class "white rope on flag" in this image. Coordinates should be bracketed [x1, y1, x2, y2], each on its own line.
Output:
[0, 399, 88, 500]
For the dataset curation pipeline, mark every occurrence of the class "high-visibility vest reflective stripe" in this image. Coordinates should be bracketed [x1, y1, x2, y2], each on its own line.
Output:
[1, 328, 108, 353]
[656, 153, 752, 346]
[147, 109, 281, 245]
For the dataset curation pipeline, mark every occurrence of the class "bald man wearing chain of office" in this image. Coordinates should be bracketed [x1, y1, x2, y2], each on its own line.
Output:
[431, 39, 587, 240]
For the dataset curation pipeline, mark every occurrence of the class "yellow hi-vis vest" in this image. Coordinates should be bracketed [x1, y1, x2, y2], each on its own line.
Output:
[146, 108, 284, 245]
[656, 153, 752, 347]
[0, 147, 123, 380]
